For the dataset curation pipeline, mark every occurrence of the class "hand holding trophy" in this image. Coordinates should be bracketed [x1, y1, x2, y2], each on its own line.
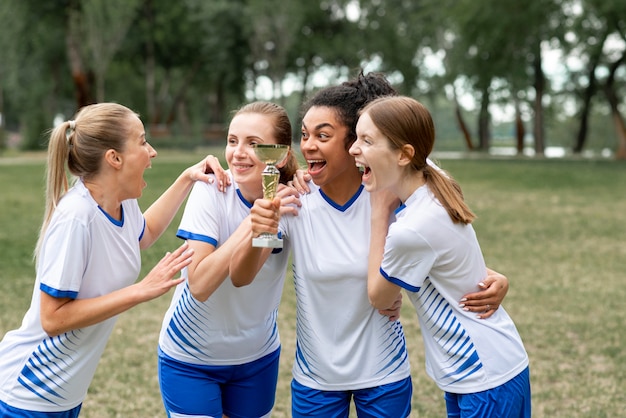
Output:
[252, 144, 290, 248]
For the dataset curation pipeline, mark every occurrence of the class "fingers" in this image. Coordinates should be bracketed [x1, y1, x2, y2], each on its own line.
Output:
[277, 184, 301, 200]
[140, 243, 194, 300]
[291, 170, 311, 194]
[250, 199, 280, 236]
[161, 242, 194, 274]
[477, 305, 498, 319]
[379, 311, 399, 322]
[275, 186, 301, 212]
[201, 155, 230, 191]
[459, 295, 499, 319]
[378, 307, 400, 322]
[378, 293, 402, 322]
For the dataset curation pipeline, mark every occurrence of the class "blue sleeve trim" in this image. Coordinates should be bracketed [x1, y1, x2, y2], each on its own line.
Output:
[138, 218, 146, 241]
[40, 283, 79, 299]
[176, 229, 218, 247]
[380, 267, 421, 292]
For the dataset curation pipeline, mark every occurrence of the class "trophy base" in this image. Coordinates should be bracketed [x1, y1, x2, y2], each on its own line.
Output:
[252, 236, 283, 249]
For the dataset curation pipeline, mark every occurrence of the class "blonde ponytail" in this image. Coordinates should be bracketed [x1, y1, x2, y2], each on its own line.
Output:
[35, 121, 73, 259]
[34, 103, 138, 260]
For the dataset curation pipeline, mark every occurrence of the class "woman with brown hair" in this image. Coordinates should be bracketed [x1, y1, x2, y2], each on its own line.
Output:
[352, 96, 531, 417]
[157, 101, 300, 418]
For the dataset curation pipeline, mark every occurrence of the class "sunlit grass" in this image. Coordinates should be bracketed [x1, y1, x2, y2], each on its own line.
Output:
[1, 152, 624, 417]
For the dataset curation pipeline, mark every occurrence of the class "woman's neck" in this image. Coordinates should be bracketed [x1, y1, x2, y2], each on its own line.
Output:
[320, 168, 363, 206]
[83, 178, 122, 219]
[238, 183, 264, 204]
[397, 171, 426, 203]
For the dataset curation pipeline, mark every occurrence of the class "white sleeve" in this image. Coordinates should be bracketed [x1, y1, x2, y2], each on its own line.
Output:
[38, 219, 90, 298]
[380, 224, 436, 292]
[176, 181, 221, 246]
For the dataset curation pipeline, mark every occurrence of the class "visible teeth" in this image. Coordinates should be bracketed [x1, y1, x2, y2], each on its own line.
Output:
[355, 163, 366, 174]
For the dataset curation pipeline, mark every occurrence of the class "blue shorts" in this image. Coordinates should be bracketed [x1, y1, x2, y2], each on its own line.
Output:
[0, 400, 81, 418]
[291, 376, 412, 418]
[158, 347, 280, 418]
[444, 366, 531, 418]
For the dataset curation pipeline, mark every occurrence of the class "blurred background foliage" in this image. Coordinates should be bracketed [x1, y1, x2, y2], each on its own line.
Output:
[0, 0, 624, 158]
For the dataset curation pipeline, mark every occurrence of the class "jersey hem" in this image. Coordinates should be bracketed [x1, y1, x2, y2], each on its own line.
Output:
[433, 359, 529, 394]
[292, 368, 411, 392]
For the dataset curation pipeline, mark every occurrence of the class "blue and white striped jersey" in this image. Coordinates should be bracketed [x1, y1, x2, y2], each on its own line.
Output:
[0, 179, 144, 412]
[281, 184, 411, 391]
[381, 185, 529, 394]
[158, 173, 287, 365]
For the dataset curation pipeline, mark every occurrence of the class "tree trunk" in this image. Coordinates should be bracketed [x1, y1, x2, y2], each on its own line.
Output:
[0, 71, 5, 153]
[532, 47, 545, 156]
[604, 54, 626, 160]
[165, 60, 202, 127]
[211, 76, 227, 125]
[573, 32, 607, 154]
[477, 87, 491, 151]
[610, 112, 626, 160]
[574, 70, 594, 154]
[452, 91, 473, 151]
[66, 4, 95, 108]
[514, 98, 525, 155]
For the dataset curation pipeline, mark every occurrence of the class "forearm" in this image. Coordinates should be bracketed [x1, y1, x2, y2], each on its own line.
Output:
[188, 220, 251, 301]
[229, 197, 282, 287]
[142, 172, 195, 249]
[41, 285, 145, 337]
[367, 210, 399, 310]
[229, 235, 271, 287]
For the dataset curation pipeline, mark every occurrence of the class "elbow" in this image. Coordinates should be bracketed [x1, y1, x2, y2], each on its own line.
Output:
[367, 288, 387, 311]
[230, 274, 253, 288]
[40, 316, 62, 338]
[188, 284, 210, 302]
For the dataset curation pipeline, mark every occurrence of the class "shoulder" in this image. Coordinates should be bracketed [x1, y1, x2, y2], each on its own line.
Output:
[55, 185, 98, 222]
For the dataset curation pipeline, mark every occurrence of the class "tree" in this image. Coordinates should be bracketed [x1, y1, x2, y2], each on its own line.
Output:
[604, 52, 626, 159]
[75, 0, 141, 102]
[246, 0, 304, 105]
[285, 1, 363, 106]
[185, 0, 250, 125]
[568, 0, 626, 158]
[0, 1, 74, 149]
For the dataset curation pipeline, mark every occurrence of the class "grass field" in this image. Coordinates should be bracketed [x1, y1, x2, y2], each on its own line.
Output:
[1, 151, 625, 417]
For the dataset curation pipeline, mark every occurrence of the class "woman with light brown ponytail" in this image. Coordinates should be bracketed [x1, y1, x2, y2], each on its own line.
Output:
[0, 102, 227, 417]
[351, 96, 531, 418]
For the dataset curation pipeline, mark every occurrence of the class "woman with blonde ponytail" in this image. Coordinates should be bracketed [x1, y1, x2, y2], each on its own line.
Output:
[0, 102, 227, 417]
[350, 96, 531, 418]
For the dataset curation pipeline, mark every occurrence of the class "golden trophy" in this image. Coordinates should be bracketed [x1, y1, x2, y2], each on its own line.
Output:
[252, 144, 290, 248]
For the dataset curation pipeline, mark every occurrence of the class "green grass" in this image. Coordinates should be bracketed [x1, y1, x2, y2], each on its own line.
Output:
[1, 152, 625, 417]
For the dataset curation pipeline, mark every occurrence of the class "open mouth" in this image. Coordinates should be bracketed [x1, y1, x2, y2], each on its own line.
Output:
[307, 159, 327, 174]
[356, 163, 371, 176]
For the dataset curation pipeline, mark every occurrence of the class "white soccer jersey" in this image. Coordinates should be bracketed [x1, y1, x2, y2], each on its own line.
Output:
[281, 185, 411, 391]
[0, 179, 144, 412]
[380, 185, 529, 394]
[158, 171, 288, 365]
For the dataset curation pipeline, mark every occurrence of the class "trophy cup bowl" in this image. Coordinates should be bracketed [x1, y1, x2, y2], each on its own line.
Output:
[252, 144, 290, 248]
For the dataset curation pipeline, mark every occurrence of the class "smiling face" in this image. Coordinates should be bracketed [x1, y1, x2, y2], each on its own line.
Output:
[300, 106, 362, 193]
[118, 114, 156, 199]
[350, 111, 404, 193]
[225, 112, 277, 199]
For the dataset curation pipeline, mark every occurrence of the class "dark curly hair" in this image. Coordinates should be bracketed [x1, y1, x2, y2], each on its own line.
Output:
[301, 70, 397, 149]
